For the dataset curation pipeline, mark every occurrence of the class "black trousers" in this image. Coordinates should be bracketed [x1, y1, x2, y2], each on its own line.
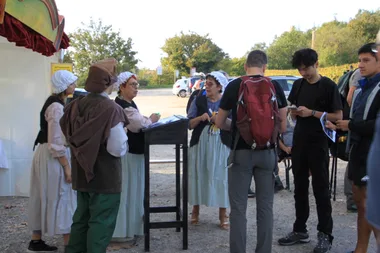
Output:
[291, 138, 333, 235]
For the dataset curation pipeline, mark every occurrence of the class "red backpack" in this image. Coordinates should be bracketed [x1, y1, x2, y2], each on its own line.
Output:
[235, 76, 280, 149]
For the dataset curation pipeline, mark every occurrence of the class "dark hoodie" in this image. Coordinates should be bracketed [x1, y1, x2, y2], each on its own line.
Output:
[60, 59, 129, 193]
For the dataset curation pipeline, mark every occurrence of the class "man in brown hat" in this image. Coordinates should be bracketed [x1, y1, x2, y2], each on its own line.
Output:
[60, 58, 129, 253]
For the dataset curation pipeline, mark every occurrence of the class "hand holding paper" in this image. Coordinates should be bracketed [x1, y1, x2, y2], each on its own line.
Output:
[320, 112, 336, 142]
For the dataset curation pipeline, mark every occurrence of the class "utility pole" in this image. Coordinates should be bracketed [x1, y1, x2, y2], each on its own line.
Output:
[311, 30, 316, 49]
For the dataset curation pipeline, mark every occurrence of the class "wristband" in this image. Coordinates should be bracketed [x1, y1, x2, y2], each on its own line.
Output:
[311, 110, 316, 117]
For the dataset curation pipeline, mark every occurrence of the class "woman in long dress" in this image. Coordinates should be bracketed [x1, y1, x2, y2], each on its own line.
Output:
[187, 71, 231, 229]
[112, 72, 160, 241]
[27, 70, 77, 252]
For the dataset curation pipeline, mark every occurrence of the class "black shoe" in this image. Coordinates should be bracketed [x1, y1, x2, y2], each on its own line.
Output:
[248, 189, 256, 198]
[347, 204, 358, 213]
[278, 231, 310, 246]
[27, 240, 58, 252]
[274, 176, 284, 193]
[313, 232, 332, 253]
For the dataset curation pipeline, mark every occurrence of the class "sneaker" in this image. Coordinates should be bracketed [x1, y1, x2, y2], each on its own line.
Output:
[347, 204, 358, 213]
[27, 240, 58, 252]
[313, 232, 332, 253]
[248, 189, 256, 198]
[278, 231, 310, 246]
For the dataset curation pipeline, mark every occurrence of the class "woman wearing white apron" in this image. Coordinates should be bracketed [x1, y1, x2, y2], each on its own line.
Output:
[28, 70, 77, 252]
[187, 71, 231, 230]
[112, 72, 160, 241]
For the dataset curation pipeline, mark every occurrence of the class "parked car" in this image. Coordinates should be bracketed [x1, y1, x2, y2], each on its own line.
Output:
[172, 79, 189, 98]
[66, 87, 89, 104]
[269, 75, 301, 99]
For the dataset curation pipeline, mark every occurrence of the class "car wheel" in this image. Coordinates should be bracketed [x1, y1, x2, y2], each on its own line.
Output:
[179, 90, 187, 98]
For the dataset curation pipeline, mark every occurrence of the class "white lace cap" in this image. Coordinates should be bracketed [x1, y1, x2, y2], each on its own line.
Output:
[115, 71, 137, 90]
[51, 70, 78, 94]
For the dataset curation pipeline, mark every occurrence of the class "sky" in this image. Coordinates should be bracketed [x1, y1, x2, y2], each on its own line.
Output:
[55, 0, 379, 70]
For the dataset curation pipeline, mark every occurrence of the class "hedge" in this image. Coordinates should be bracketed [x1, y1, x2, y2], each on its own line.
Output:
[266, 63, 358, 83]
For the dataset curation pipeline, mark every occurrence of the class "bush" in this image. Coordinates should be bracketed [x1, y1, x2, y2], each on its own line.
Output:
[266, 63, 358, 83]
[139, 79, 149, 87]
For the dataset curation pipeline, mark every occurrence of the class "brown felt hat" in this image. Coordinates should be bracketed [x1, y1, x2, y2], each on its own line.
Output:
[85, 58, 118, 93]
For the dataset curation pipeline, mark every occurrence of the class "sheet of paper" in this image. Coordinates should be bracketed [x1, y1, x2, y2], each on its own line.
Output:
[146, 115, 187, 129]
[320, 112, 336, 142]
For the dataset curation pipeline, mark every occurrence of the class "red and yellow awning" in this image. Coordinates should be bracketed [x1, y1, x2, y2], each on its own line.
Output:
[0, 0, 69, 56]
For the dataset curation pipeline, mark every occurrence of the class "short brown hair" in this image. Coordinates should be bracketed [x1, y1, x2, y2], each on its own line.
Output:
[245, 50, 268, 68]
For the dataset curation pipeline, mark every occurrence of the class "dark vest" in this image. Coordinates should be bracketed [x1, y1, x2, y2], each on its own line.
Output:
[71, 94, 122, 194]
[33, 95, 64, 150]
[115, 97, 145, 154]
[189, 95, 231, 147]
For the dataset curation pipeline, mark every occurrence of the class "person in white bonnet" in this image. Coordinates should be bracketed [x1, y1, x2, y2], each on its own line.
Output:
[187, 71, 232, 230]
[28, 70, 78, 252]
[111, 71, 160, 242]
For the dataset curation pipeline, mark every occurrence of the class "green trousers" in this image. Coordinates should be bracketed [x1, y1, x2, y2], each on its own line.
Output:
[66, 191, 120, 253]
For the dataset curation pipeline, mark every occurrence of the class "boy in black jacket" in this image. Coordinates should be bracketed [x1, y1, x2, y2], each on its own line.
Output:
[329, 43, 380, 253]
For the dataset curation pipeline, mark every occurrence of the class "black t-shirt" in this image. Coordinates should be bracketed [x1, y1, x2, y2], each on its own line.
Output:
[219, 75, 288, 150]
[287, 76, 342, 142]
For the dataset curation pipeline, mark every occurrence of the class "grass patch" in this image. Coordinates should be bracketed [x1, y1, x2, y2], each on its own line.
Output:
[139, 84, 172, 89]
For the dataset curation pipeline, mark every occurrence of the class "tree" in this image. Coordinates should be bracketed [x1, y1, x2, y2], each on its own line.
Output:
[161, 32, 226, 75]
[249, 42, 268, 52]
[314, 20, 362, 66]
[348, 9, 380, 43]
[266, 27, 311, 69]
[65, 19, 138, 86]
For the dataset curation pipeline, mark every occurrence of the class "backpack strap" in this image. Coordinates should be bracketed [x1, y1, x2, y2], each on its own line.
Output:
[346, 88, 361, 153]
[363, 81, 380, 120]
[349, 89, 361, 119]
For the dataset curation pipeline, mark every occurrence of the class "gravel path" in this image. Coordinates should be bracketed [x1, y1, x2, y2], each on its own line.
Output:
[0, 158, 377, 253]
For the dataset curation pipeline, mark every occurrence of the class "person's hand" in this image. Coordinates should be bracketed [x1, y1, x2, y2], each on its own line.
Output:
[325, 120, 337, 131]
[284, 146, 292, 154]
[149, 113, 160, 123]
[64, 166, 72, 184]
[295, 106, 313, 118]
[336, 120, 350, 131]
[200, 113, 210, 122]
[210, 114, 217, 123]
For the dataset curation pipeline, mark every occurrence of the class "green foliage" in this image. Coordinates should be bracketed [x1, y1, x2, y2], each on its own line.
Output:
[64, 18, 138, 87]
[348, 9, 380, 43]
[249, 42, 268, 52]
[137, 67, 177, 86]
[266, 27, 312, 69]
[266, 63, 358, 83]
[314, 21, 361, 67]
[161, 31, 226, 75]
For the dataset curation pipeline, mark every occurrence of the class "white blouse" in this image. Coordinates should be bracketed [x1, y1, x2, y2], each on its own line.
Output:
[123, 107, 152, 133]
[45, 102, 67, 158]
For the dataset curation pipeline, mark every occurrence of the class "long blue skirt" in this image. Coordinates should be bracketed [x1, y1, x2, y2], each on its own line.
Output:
[188, 127, 230, 208]
[113, 153, 144, 239]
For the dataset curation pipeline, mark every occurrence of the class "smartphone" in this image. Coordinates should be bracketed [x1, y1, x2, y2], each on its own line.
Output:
[288, 105, 298, 110]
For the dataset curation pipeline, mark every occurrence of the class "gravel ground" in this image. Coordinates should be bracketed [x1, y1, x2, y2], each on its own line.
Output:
[0, 92, 377, 253]
[0, 158, 377, 253]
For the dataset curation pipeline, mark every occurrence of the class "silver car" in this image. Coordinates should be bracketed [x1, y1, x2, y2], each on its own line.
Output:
[269, 75, 301, 99]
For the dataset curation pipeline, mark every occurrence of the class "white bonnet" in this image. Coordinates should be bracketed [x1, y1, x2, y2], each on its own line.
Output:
[206, 71, 229, 91]
[115, 71, 137, 89]
[51, 70, 78, 94]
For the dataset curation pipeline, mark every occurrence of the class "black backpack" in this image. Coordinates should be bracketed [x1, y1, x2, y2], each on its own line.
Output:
[186, 89, 205, 114]
[329, 69, 357, 161]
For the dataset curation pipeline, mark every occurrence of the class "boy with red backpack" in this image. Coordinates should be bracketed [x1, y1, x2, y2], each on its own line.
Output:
[216, 50, 287, 253]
